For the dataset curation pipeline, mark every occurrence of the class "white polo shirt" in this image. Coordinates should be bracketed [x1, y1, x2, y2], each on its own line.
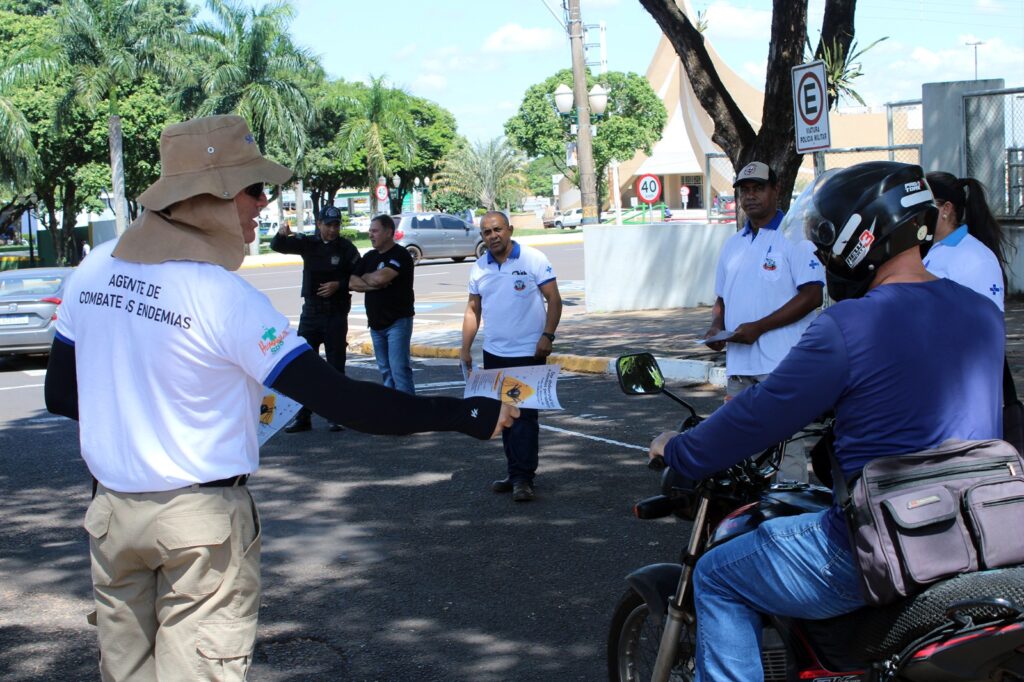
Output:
[468, 241, 556, 357]
[715, 210, 824, 376]
[924, 225, 1004, 312]
[56, 240, 309, 492]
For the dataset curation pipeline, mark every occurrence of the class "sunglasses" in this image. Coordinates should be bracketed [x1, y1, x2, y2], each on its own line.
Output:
[242, 183, 264, 199]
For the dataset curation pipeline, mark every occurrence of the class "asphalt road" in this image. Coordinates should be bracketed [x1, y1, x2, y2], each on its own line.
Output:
[0, 242, 729, 681]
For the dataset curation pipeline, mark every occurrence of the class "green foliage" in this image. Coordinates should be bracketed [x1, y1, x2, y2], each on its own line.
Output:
[427, 188, 474, 214]
[0, 10, 58, 189]
[336, 75, 415, 213]
[183, 0, 318, 160]
[0, 0, 58, 15]
[808, 35, 888, 109]
[504, 68, 666, 207]
[434, 137, 526, 211]
[525, 156, 557, 197]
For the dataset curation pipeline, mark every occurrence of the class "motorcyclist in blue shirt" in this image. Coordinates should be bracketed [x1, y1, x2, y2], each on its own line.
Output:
[648, 162, 1004, 680]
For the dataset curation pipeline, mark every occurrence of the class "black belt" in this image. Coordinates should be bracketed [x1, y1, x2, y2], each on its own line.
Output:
[199, 474, 249, 487]
[90, 474, 250, 498]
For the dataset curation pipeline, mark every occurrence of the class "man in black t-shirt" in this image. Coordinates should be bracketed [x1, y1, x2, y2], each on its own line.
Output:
[350, 214, 416, 394]
[271, 205, 361, 430]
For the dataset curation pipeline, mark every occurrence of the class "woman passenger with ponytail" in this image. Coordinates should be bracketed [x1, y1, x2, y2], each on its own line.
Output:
[924, 172, 1010, 311]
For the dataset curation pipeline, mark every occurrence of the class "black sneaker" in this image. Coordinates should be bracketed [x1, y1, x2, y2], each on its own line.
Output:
[491, 478, 514, 493]
[512, 481, 535, 502]
[328, 422, 345, 432]
[284, 418, 312, 434]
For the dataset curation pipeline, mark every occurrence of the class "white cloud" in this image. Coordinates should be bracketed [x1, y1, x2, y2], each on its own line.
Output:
[413, 74, 447, 92]
[741, 60, 767, 85]
[483, 23, 562, 53]
[854, 36, 1024, 106]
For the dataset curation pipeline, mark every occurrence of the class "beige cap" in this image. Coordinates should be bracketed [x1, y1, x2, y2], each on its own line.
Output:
[137, 115, 292, 210]
[733, 161, 775, 187]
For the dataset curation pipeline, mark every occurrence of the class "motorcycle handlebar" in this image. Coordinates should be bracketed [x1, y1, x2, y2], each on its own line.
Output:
[649, 455, 667, 471]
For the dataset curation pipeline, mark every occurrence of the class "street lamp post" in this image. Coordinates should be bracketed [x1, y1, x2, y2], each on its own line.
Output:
[966, 40, 984, 80]
[554, 82, 608, 223]
[391, 174, 401, 214]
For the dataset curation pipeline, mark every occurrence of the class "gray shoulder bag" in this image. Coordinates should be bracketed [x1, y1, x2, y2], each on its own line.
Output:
[830, 438, 1024, 606]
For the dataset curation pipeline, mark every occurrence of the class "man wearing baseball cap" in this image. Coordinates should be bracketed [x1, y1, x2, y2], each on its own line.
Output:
[703, 161, 824, 482]
[271, 204, 361, 432]
[43, 115, 517, 680]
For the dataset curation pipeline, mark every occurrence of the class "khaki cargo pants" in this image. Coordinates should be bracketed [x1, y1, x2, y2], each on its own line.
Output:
[84, 483, 261, 681]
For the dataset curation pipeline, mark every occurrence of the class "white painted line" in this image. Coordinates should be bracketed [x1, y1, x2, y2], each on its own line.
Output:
[539, 424, 648, 451]
[26, 416, 68, 424]
[0, 383, 43, 391]
[259, 285, 302, 292]
[410, 271, 450, 278]
[22, 369, 47, 377]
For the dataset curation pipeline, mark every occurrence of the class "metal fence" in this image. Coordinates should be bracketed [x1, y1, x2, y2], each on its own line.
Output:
[963, 86, 1024, 220]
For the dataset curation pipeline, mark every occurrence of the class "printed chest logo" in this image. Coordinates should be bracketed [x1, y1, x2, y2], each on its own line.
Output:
[259, 326, 290, 355]
[513, 279, 527, 291]
[330, 256, 340, 266]
[762, 245, 777, 272]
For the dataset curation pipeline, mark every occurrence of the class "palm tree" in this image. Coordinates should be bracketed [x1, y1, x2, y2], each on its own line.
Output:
[0, 52, 56, 190]
[185, 0, 317, 161]
[435, 137, 527, 212]
[45, 0, 187, 235]
[337, 76, 414, 214]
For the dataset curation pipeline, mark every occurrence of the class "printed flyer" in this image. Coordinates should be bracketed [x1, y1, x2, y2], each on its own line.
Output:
[257, 389, 303, 445]
[463, 364, 562, 410]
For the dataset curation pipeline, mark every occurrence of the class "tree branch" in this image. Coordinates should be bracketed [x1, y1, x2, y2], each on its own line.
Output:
[815, 0, 857, 110]
[638, 0, 754, 163]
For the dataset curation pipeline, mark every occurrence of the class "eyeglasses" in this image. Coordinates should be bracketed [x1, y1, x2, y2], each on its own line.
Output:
[242, 183, 264, 199]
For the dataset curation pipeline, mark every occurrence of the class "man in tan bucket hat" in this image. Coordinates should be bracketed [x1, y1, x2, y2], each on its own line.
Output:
[44, 114, 517, 681]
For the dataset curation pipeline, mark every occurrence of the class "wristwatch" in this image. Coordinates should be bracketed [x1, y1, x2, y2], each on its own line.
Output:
[542, 332, 556, 342]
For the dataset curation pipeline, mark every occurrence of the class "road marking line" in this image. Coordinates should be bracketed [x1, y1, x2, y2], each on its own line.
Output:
[0, 383, 43, 391]
[22, 369, 47, 377]
[25, 416, 68, 423]
[540, 424, 647, 451]
[260, 285, 302, 292]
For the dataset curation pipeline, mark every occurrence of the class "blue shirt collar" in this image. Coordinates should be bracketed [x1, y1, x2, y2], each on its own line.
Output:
[741, 209, 785, 237]
[936, 224, 969, 248]
[486, 240, 521, 265]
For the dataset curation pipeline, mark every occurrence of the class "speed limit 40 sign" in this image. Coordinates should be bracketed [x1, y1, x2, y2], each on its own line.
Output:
[635, 174, 662, 204]
[375, 184, 389, 202]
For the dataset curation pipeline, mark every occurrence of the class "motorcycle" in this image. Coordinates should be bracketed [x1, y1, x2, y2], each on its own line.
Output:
[608, 353, 1024, 682]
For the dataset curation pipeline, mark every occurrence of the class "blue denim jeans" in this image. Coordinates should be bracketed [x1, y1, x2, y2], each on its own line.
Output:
[370, 316, 415, 395]
[693, 510, 864, 681]
[483, 350, 541, 483]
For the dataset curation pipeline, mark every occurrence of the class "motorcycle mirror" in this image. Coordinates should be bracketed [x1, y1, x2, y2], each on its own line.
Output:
[616, 353, 665, 395]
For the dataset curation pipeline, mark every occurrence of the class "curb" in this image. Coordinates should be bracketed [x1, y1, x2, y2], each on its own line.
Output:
[350, 341, 725, 387]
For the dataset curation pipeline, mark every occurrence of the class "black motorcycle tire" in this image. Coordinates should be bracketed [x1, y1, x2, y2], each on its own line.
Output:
[607, 588, 695, 682]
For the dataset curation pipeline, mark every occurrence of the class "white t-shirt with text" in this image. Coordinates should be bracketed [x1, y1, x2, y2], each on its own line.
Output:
[56, 240, 308, 492]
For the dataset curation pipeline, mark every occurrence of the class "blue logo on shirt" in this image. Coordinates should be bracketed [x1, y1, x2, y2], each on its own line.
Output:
[991, 284, 1002, 297]
[809, 260, 820, 269]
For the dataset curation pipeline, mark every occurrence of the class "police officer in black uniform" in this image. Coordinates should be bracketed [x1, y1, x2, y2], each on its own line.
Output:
[271, 205, 360, 432]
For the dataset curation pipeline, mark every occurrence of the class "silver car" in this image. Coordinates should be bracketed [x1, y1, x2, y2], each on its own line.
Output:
[393, 212, 485, 264]
[0, 267, 73, 356]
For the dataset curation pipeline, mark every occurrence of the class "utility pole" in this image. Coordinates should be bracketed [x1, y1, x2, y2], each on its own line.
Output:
[566, 0, 598, 226]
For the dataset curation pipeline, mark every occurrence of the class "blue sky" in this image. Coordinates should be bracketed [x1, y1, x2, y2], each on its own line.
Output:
[209, 0, 1024, 143]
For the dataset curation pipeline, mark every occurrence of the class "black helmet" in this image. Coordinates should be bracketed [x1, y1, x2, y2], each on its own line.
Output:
[321, 206, 343, 225]
[791, 161, 936, 301]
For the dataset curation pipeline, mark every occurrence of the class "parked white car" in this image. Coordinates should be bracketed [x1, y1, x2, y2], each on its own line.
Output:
[554, 208, 583, 229]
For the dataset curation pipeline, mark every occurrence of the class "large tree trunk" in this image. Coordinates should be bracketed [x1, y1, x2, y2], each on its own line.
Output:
[639, 0, 856, 211]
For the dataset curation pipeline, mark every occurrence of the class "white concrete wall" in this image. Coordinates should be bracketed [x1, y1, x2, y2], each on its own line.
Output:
[584, 222, 734, 312]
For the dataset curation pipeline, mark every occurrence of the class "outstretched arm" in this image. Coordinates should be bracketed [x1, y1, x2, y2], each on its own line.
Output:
[270, 349, 517, 439]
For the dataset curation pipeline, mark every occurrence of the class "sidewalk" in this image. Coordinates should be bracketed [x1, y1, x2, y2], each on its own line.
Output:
[241, 237, 1024, 389]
